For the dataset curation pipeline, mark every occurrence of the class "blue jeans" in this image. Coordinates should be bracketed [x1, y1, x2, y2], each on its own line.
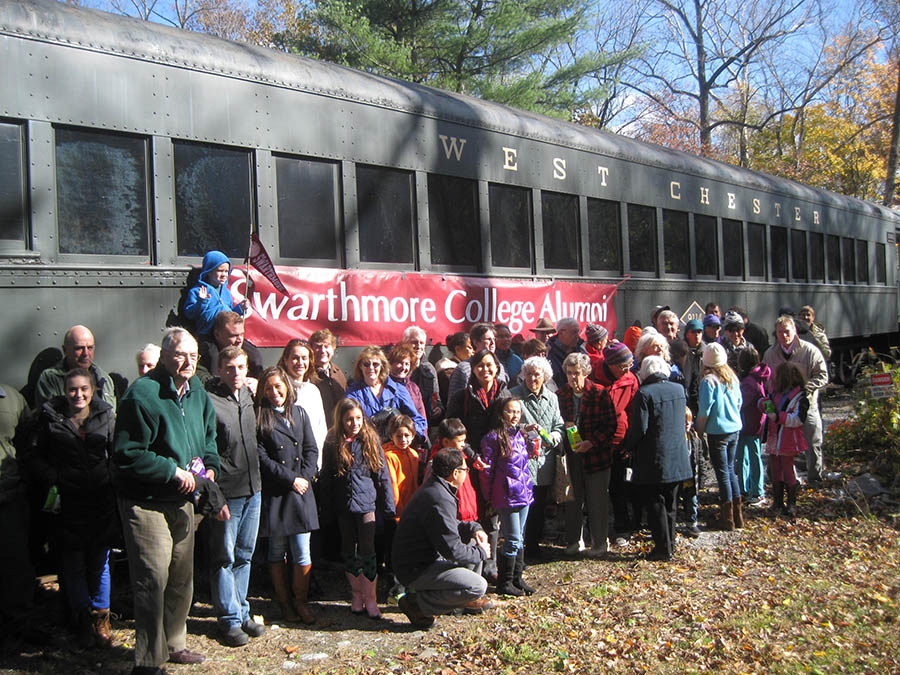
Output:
[208, 492, 261, 628]
[267, 532, 312, 566]
[708, 432, 741, 503]
[61, 545, 110, 612]
[498, 504, 530, 558]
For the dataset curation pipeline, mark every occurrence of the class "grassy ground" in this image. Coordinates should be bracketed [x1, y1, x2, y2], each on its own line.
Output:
[2, 493, 898, 675]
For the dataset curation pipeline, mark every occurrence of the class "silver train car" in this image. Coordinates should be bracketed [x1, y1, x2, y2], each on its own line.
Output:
[1, 0, 898, 388]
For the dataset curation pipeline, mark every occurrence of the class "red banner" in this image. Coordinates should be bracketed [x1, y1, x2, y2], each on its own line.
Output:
[231, 267, 619, 348]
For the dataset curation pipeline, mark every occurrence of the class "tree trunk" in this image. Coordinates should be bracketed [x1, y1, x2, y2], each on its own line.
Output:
[883, 56, 900, 207]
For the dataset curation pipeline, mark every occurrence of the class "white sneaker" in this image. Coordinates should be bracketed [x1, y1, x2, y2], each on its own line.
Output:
[564, 542, 584, 555]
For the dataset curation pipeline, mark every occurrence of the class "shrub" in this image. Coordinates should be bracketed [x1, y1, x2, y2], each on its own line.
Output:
[826, 365, 900, 489]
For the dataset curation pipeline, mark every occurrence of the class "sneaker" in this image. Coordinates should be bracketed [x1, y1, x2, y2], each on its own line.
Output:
[613, 536, 630, 547]
[564, 542, 584, 556]
[461, 596, 495, 615]
[168, 649, 205, 664]
[747, 496, 768, 509]
[683, 523, 701, 538]
[241, 619, 265, 637]
[220, 625, 248, 647]
[398, 594, 435, 629]
[585, 547, 608, 559]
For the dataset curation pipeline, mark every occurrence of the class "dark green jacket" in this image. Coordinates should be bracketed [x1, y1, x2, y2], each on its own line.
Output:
[113, 365, 220, 502]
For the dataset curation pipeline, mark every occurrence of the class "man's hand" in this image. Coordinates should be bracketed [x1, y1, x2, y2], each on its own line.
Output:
[174, 467, 196, 494]
[474, 530, 491, 558]
[245, 377, 259, 397]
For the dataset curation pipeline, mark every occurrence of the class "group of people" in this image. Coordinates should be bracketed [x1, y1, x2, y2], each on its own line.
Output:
[0, 251, 835, 674]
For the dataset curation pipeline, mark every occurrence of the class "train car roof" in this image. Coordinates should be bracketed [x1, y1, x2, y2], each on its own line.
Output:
[3, 0, 898, 223]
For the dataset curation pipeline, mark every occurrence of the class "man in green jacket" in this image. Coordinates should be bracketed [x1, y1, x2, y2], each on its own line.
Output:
[113, 327, 224, 675]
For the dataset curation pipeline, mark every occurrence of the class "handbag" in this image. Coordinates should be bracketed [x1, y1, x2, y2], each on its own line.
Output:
[553, 452, 574, 503]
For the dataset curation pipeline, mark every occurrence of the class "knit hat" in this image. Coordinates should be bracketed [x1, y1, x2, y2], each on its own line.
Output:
[702, 342, 727, 368]
[685, 319, 703, 332]
[585, 324, 608, 345]
[702, 313, 721, 327]
[722, 311, 745, 329]
[623, 325, 643, 352]
[603, 342, 633, 366]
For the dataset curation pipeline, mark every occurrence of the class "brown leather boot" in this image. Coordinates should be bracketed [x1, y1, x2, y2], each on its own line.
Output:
[90, 608, 113, 648]
[719, 501, 735, 531]
[269, 562, 300, 623]
[292, 564, 316, 625]
[732, 497, 744, 529]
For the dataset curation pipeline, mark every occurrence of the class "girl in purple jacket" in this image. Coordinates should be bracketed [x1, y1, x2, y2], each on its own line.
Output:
[761, 363, 808, 517]
[736, 349, 770, 509]
[481, 398, 534, 597]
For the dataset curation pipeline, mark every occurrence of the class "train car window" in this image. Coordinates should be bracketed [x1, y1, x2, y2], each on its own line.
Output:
[662, 209, 689, 275]
[174, 141, 253, 257]
[809, 232, 825, 282]
[722, 219, 743, 278]
[875, 242, 886, 284]
[626, 204, 657, 274]
[542, 191, 580, 271]
[356, 165, 415, 264]
[0, 121, 27, 247]
[428, 174, 480, 269]
[841, 237, 856, 283]
[55, 127, 149, 257]
[826, 234, 841, 283]
[790, 229, 807, 281]
[694, 214, 717, 277]
[771, 226, 788, 280]
[489, 183, 533, 269]
[587, 198, 621, 273]
[856, 239, 868, 284]
[747, 222, 766, 279]
[275, 155, 340, 262]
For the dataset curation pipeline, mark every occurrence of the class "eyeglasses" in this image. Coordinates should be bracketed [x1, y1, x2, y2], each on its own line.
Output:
[454, 465, 469, 473]
[361, 361, 381, 369]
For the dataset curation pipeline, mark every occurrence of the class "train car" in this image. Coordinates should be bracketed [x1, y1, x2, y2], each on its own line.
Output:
[1, 0, 898, 389]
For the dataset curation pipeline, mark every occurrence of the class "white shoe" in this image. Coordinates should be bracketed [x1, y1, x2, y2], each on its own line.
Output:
[564, 542, 584, 556]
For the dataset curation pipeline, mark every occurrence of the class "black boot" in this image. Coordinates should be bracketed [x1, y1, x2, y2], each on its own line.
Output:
[495, 555, 523, 596]
[786, 483, 800, 517]
[772, 482, 785, 513]
[514, 551, 536, 596]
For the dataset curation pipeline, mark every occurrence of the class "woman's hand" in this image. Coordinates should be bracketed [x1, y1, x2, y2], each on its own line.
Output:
[293, 477, 310, 494]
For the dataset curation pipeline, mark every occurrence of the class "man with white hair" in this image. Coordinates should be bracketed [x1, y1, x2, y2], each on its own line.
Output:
[113, 327, 226, 674]
[654, 310, 680, 344]
[403, 326, 441, 424]
[547, 318, 586, 388]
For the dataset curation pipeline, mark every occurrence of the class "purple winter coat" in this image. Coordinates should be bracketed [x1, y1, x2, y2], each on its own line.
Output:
[739, 362, 771, 437]
[480, 427, 533, 510]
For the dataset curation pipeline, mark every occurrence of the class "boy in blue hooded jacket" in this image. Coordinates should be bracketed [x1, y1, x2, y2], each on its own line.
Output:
[184, 251, 248, 337]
